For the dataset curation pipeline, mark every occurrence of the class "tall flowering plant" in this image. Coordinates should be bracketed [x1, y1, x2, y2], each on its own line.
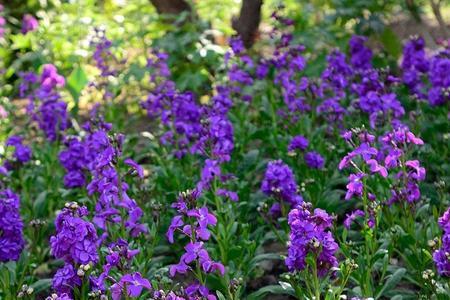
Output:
[400, 36, 450, 106]
[284, 202, 341, 299]
[167, 189, 225, 299]
[49, 202, 98, 296]
[19, 64, 69, 142]
[339, 126, 426, 297]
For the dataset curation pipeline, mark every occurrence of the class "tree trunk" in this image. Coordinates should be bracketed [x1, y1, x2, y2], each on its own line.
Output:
[149, 0, 192, 15]
[429, 0, 450, 38]
[232, 0, 263, 49]
[405, 0, 422, 23]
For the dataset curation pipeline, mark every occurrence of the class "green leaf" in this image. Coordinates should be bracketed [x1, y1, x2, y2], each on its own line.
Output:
[247, 284, 296, 300]
[33, 191, 48, 217]
[10, 34, 32, 50]
[379, 27, 401, 59]
[67, 66, 88, 102]
[249, 253, 281, 271]
[216, 291, 227, 300]
[376, 268, 406, 299]
[30, 278, 52, 294]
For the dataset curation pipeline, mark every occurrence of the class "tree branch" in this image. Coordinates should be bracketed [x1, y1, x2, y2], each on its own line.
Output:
[232, 0, 263, 49]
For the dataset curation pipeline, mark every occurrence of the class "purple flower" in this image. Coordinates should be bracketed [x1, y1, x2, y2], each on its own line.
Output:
[405, 160, 426, 181]
[90, 28, 120, 78]
[349, 35, 372, 70]
[216, 189, 239, 202]
[198, 159, 221, 192]
[50, 204, 99, 264]
[124, 158, 144, 178]
[304, 151, 325, 169]
[366, 159, 388, 177]
[261, 160, 303, 206]
[167, 190, 225, 282]
[439, 209, 450, 233]
[229, 37, 245, 55]
[23, 64, 69, 141]
[142, 52, 203, 158]
[186, 282, 217, 300]
[111, 272, 151, 300]
[321, 50, 353, 90]
[344, 210, 365, 229]
[6, 135, 32, 163]
[63, 171, 86, 188]
[41, 64, 65, 90]
[401, 36, 429, 97]
[0, 189, 25, 262]
[286, 203, 338, 277]
[428, 50, 450, 106]
[167, 215, 183, 243]
[187, 207, 217, 240]
[46, 293, 73, 300]
[21, 14, 38, 34]
[339, 142, 378, 170]
[52, 264, 81, 295]
[288, 135, 309, 152]
[434, 208, 450, 276]
[345, 173, 365, 200]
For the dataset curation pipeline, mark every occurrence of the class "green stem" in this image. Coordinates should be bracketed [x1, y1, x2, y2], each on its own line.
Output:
[361, 168, 373, 297]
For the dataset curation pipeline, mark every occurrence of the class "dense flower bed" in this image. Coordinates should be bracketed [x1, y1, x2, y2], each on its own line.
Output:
[0, 5, 449, 300]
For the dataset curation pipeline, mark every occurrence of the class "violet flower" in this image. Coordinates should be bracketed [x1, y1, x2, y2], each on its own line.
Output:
[5, 135, 32, 164]
[261, 160, 303, 207]
[286, 202, 339, 277]
[0, 189, 25, 262]
[50, 203, 99, 265]
[21, 14, 38, 34]
[304, 151, 325, 169]
[111, 272, 151, 300]
[434, 208, 450, 276]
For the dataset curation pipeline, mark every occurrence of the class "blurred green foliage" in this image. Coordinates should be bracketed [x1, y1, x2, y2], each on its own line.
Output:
[0, 0, 446, 96]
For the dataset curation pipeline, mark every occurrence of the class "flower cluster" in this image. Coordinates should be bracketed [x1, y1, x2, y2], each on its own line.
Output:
[381, 127, 425, 204]
[167, 190, 224, 300]
[315, 50, 351, 127]
[288, 135, 309, 153]
[270, 14, 310, 117]
[4, 135, 32, 166]
[59, 137, 88, 188]
[349, 35, 372, 70]
[21, 14, 38, 34]
[401, 36, 429, 98]
[88, 28, 124, 102]
[288, 136, 325, 169]
[401, 36, 450, 106]
[142, 51, 203, 158]
[90, 28, 119, 78]
[21, 64, 69, 141]
[50, 202, 98, 294]
[304, 151, 325, 170]
[0, 189, 25, 262]
[434, 208, 450, 276]
[428, 48, 450, 106]
[50, 202, 98, 264]
[90, 239, 141, 293]
[83, 123, 147, 238]
[286, 202, 338, 277]
[261, 160, 303, 214]
[339, 127, 425, 228]
[315, 35, 405, 128]
[226, 37, 255, 101]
